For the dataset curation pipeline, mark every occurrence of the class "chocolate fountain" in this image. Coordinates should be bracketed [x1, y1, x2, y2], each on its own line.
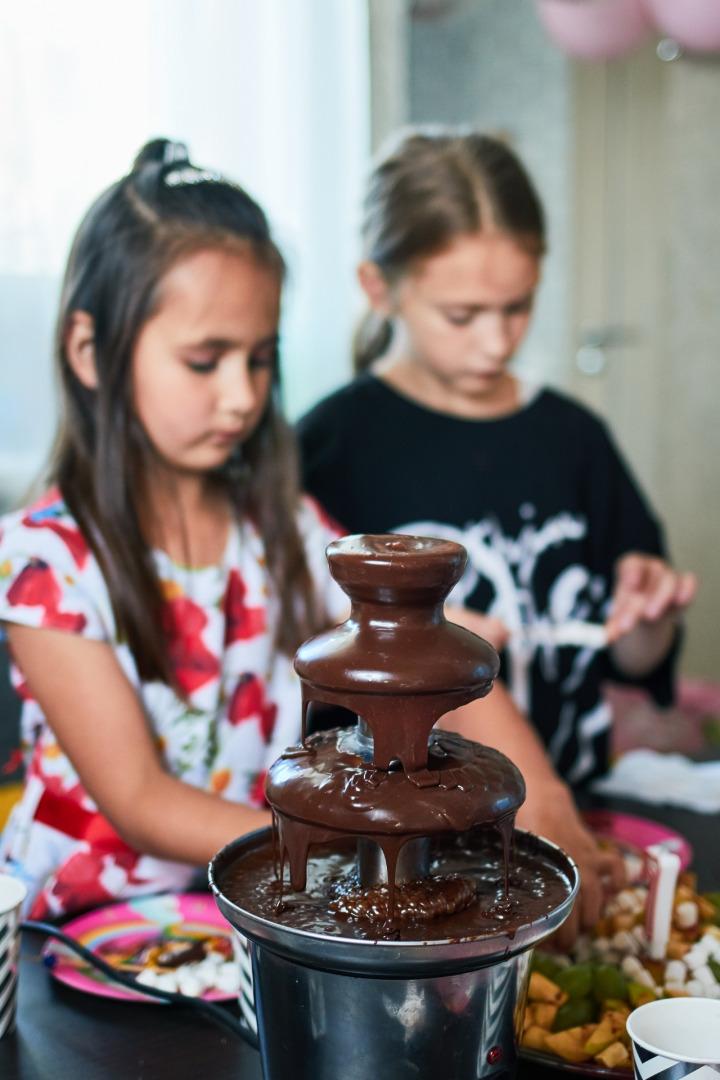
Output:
[210, 535, 578, 1080]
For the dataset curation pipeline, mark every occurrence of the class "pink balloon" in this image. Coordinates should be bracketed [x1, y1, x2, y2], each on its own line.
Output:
[644, 0, 720, 53]
[535, 0, 653, 61]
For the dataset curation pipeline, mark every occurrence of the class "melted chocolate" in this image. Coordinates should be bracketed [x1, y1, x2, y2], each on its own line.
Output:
[219, 831, 573, 942]
[266, 727, 525, 900]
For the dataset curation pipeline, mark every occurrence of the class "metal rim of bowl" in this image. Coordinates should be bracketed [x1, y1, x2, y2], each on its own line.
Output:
[208, 826, 579, 978]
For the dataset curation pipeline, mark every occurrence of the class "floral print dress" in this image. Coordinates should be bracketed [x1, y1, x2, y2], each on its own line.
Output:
[0, 489, 344, 918]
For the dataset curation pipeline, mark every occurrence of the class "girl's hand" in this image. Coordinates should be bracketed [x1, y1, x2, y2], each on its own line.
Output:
[516, 787, 626, 951]
[445, 606, 510, 651]
[605, 553, 696, 677]
[606, 553, 697, 642]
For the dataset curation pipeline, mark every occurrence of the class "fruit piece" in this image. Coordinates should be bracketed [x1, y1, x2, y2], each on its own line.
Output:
[553, 996, 599, 1032]
[523, 1002, 559, 1030]
[600, 1000, 631, 1022]
[531, 950, 564, 981]
[677, 873, 697, 895]
[528, 971, 567, 1004]
[642, 959, 665, 984]
[532, 1002, 560, 1029]
[555, 964, 593, 999]
[592, 962, 628, 1004]
[697, 894, 717, 922]
[666, 937, 691, 960]
[610, 910, 636, 933]
[627, 981, 656, 1007]
[594, 1040, 631, 1068]
[584, 1011, 627, 1055]
[703, 891, 720, 923]
[544, 1025, 595, 1063]
[521, 1024, 550, 1051]
[594, 916, 613, 938]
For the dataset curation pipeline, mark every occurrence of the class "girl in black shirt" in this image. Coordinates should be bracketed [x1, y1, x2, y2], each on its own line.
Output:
[299, 129, 696, 945]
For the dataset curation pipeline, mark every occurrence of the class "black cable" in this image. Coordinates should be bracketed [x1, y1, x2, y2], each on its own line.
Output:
[20, 919, 260, 1051]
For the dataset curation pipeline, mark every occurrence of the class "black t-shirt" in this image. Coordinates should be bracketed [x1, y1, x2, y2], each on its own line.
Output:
[297, 375, 675, 787]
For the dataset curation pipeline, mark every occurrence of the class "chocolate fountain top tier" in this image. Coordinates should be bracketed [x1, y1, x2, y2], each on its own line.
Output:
[326, 534, 466, 605]
[295, 534, 499, 699]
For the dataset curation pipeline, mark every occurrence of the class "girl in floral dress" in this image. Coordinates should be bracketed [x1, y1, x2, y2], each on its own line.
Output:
[0, 140, 344, 918]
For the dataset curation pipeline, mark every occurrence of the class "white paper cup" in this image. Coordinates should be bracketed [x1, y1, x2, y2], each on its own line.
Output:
[0, 874, 27, 1038]
[626, 997, 720, 1077]
[231, 929, 257, 1035]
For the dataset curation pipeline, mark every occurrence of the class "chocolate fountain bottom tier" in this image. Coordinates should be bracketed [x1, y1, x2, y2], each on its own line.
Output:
[210, 827, 578, 978]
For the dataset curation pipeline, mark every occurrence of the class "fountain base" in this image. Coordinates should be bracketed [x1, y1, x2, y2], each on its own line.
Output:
[210, 827, 578, 1080]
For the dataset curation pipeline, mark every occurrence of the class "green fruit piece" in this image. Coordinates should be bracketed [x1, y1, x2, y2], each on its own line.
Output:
[531, 950, 564, 981]
[627, 981, 655, 1008]
[603, 997, 629, 1012]
[555, 964, 593, 999]
[704, 893, 720, 926]
[552, 996, 599, 1032]
[592, 963, 628, 1004]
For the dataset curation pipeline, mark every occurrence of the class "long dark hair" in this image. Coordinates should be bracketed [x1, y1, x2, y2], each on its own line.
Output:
[51, 138, 324, 690]
[354, 129, 547, 372]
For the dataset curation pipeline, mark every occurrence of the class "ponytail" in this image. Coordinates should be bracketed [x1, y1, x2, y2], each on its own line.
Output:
[353, 311, 393, 374]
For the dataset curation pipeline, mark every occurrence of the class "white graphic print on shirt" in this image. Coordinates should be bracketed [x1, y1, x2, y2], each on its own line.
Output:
[394, 509, 612, 782]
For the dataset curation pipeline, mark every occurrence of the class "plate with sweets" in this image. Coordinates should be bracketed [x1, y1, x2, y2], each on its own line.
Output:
[519, 816, 719, 1075]
[43, 892, 240, 1003]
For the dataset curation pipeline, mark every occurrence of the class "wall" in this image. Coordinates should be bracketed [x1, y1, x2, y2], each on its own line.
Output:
[660, 56, 720, 678]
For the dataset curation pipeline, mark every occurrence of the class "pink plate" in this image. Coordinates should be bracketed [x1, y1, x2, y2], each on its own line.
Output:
[43, 893, 235, 1003]
[582, 809, 693, 871]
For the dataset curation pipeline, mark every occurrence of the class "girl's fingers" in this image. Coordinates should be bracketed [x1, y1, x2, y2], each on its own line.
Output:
[644, 569, 683, 620]
[608, 556, 696, 637]
[605, 593, 647, 639]
[596, 848, 627, 896]
[614, 553, 649, 593]
[551, 848, 616, 952]
[677, 571, 698, 608]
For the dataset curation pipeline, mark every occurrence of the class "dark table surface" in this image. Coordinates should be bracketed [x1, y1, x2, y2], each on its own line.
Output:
[0, 791, 717, 1080]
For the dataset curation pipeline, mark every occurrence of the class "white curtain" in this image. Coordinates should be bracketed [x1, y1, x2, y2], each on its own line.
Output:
[0, 0, 370, 505]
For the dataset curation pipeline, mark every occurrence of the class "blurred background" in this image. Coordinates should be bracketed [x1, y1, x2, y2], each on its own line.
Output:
[1, 0, 719, 733]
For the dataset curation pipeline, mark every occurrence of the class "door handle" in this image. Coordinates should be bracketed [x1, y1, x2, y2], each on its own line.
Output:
[575, 325, 630, 376]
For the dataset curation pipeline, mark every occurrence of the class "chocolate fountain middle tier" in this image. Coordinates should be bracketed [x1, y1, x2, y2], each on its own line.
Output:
[266, 727, 525, 893]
